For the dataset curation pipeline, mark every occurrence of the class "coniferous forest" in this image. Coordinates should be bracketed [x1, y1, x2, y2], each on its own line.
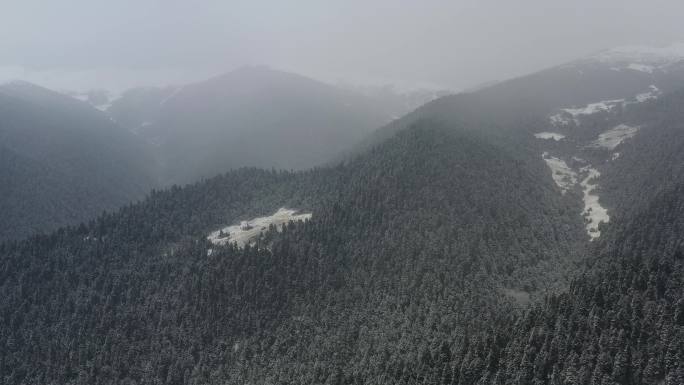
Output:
[2, 6, 684, 384]
[3, 107, 684, 383]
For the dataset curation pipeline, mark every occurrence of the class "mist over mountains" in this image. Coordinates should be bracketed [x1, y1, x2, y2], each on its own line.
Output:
[0, 66, 444, 240]
[107, 66, 406, 184]
[2, 34, 684, 385]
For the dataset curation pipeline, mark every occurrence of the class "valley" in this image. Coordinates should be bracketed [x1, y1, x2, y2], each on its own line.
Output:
[2, 35, 684, 384]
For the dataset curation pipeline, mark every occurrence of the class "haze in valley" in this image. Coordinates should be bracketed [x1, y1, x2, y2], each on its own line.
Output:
[2, 0, 684, 92]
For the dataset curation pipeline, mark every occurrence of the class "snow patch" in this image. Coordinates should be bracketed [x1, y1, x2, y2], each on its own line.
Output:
[562, 99, 624, 118]
[534, 132, 565, 141]
[542, 152, 577, 194]
[634, 85, 661, 103]
[611, 152, 621, 161]
[551, 99, 625, 125]
[501, 288, 531, 306]
[95, 101, 115, 112]
[550, 86, 659, 127]
[626, 63, 655, 73]
[580, 167, 609, 239]
[590, 124, 639, 150]
[72, 93, 89, 102]
[62, 89, 119, 111]
[208, 208, 312, 248]
[549, 113, 572, 127]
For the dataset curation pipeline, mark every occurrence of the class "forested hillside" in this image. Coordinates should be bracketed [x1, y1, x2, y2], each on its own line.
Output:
[5, 2, 684, 383]
[0, 81, 155, 241]
[0, 121, 587, 384]
[599, 89, 684, 220]
[431, 182, 684, 385]
[359, 45, 684, 155]
[0, 67, 407, 242]
[374, 89, 684, 384]
[3, 44, 684, 385]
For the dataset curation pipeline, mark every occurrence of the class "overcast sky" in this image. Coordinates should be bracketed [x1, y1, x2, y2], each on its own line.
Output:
[1, 0, 684, 92]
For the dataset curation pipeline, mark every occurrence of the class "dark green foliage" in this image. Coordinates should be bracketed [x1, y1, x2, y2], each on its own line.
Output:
[601, 89, 684, 222]
[0, 122, 585, 384]
[3, 79, 684, 385]
[446, 183, 684, 385]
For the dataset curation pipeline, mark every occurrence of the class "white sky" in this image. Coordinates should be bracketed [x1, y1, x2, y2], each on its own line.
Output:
[1, 0, 683, 92]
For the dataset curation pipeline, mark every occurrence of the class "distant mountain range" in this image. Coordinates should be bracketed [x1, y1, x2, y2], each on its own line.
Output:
[1, 67, 425, 240]
[106, 66, 396, 184]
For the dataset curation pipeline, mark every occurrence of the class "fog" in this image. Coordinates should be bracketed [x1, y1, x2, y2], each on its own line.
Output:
[2, 0, 684, 92]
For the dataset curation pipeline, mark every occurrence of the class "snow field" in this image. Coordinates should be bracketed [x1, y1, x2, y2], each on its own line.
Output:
[208, 208, 312, 248]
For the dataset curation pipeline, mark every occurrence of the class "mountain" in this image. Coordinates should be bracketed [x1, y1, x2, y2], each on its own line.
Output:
[365, 43, 684, 145]
[457, 85, 684, 384]
[104, 86, 179, 133]
[0, 68, 444, 241]
[2, 45, 684, 384]
[354, 43, 684, 239]
[410, 182, 684, 384]
[0, 81, 155, 241]
[64, 89, 119, 112]
[340, 83, 452, 120]
[0, 116, 589, 384]
[107, 67, 393, 185]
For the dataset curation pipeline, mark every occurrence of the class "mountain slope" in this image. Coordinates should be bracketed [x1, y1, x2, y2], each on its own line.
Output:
[349, 44, 684, 242]
[387, 86, 684, 385]
[108, 67, 392, 185]
[364, 43, 684, 145]
[598, 89, 684, 220]
[0, 119, 587, 384]
[2, 45, 684, 385]
[101, 86, 179, 130]
[434, 181, 684, 385]
[0, 81, 155, 241]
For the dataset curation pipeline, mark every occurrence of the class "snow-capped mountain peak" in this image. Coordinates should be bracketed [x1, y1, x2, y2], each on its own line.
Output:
[590, 42, 684, 68]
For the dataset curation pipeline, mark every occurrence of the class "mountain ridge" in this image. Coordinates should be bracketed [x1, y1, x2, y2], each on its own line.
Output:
[0, 80, 156, 241]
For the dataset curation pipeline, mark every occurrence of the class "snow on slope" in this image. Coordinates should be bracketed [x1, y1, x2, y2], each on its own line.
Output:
[534, 132, 565, 141]
[208, 208, 312, 247]
[562, 99, 625, 121]
[541, 152, 577, 194]
[549, 85, 660, 127]
[538, 48, 676, 239]
[590, 124, 640, 150]
[549, 113, 571, 126]
[634, 85, 661, 103]
[540, 151, 610, 238]
[63, 89, 120, 111]
[626, 63, 655, 73]
[580, 167, 609, 239]
[592, 43, 684, 70]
